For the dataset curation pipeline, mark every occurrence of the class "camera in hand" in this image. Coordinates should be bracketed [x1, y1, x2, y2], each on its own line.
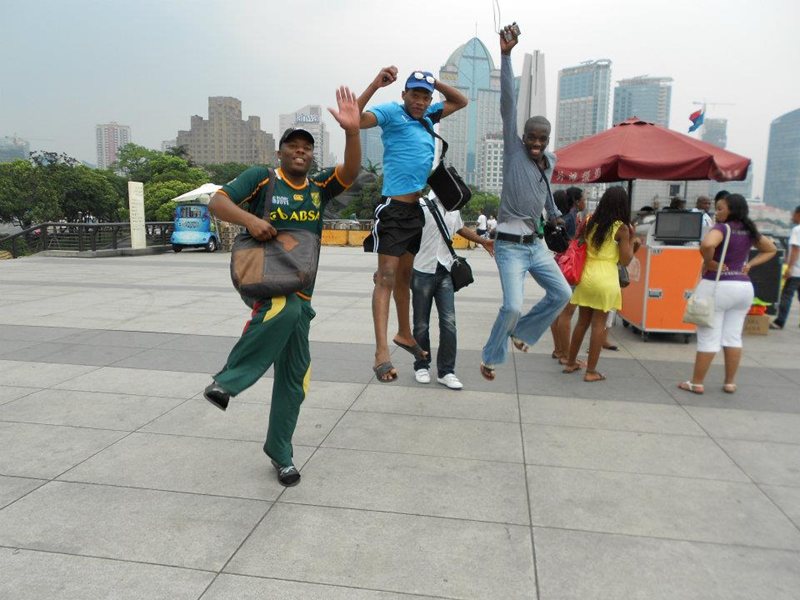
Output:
[503, 22, 521, 42]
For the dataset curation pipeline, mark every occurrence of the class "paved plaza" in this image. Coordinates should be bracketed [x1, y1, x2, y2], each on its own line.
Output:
[1, 246, 799, 599]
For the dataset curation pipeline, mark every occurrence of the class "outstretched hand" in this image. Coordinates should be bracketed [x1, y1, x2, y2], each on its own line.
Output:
[328, 86, 361, 134]
[500, 25, 519, 54]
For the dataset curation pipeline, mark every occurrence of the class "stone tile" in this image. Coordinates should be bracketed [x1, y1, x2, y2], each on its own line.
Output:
[352, 384, 520, 422]
[534, 527, 800, 600]
[34, 343, 147, 366]
[284, 447, 529, 524]
[0, 360, 97, 388]
[0, 481, 268, 571]
[62, 432, 314, 500]
[0, 385, 40, 406]
[0, 548, 214, 600]
[519, 395, 704, 435]
[323, 411, 524, 462]
[0, 324, 78, 342]
[204, 574, 434, 599]
[685, 407, 800, 444]
[142, 400, 343, 447]
[760, 485, 800, 528]
[669, 383, 800, 413]
[0, 389, 185, 431]
[235, 377, 366, 410]
[0, 422, 126, 478]
[0, 340, 47, 360]
[718, 439, 800, 486]
[56, 329, 180, 348]
[53, 366, 210, 399]
[528, 466, 800, 550]
[642, 359, 790, 387]
[156, 333, 237, 352]
[522, 424, 748, 481]
[517, 367, 676, 404]
[112, 347, 230, 373]
[226, 503, 536, 599]
[0, 475, 45, 508]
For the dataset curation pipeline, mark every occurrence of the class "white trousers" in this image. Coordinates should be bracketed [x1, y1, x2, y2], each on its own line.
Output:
[694, 279, 754, 353]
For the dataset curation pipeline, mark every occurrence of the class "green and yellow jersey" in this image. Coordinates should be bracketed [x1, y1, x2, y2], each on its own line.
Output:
[219, 166, 349, 297]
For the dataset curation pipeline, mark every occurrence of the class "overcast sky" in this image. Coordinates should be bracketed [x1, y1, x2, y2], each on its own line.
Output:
[2, 0, 798, 198]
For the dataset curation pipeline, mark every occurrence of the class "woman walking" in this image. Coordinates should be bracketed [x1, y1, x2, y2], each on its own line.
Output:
[562, 187, 636, 381]
[678, 194, 776, 394]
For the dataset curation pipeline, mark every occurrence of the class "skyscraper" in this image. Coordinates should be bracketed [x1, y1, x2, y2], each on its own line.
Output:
[278, 105, 330, 169]
[437, 37, 501, 187]
[95, 122, 131, 169]
[555, 59, 611, 149]
[515, 50, 547, 137]
[612, 76, 672, 127]
[360, 127, 383, 171]
[176, 97, 274, 166]
[764, 108, 800, 210]
[702, 118, 727, 148]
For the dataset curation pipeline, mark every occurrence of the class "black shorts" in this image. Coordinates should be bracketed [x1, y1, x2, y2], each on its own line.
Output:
[363, 198, 425, 257]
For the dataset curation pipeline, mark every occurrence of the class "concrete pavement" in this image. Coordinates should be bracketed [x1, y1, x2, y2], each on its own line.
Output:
[1, 246, 799, 599]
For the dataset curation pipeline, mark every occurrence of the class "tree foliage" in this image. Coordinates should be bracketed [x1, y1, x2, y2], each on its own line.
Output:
[204, 162, 251, 185]
[0, 160, 61, 228]
[460, 189, 501, 221]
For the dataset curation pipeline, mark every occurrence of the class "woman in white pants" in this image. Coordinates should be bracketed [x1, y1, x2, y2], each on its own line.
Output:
[679, 194, 776, 394]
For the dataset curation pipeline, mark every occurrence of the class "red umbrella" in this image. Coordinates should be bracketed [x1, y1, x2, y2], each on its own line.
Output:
[552, 117, 750, 185]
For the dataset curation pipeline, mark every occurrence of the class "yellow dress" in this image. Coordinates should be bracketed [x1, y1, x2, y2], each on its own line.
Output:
[571, 221, 622, 312]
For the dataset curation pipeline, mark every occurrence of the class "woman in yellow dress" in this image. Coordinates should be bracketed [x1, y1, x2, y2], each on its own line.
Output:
[563, 187, 636, 381]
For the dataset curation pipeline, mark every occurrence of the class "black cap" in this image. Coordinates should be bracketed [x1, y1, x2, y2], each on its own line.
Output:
[279, 127, 315, 147]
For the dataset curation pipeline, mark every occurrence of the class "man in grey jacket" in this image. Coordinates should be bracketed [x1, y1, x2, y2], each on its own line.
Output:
[480, 25, 572, 381]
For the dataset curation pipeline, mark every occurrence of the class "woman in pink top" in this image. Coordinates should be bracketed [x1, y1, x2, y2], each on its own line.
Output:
[679, 194, 776, 394]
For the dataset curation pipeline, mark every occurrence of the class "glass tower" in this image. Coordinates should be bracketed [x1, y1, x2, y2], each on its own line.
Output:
[764, 108, 800, 210]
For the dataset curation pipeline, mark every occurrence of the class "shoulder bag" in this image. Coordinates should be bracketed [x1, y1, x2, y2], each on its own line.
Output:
[417, 118, 472, 211]
[229, 169, 321, 307]
[425, 198, 474, 291]
[683, 223, 731, 327]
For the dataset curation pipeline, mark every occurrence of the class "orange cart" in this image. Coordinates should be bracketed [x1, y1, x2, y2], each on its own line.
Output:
[619, 244, 703, 342]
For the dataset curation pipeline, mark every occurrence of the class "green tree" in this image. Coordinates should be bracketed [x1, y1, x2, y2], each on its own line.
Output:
[204, 162, 250, 185]
[343, 172, 383, 219]
[59, 165, 124, 222]
[143, 181, 195, 221]
[113, 144, 162, 183]
[460, 189, 500, 221]
[0, 160, 61, 227]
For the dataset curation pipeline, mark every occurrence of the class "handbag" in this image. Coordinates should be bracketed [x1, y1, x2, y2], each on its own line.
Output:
[618, 264, 630, 288]
[556, 237, 587, 285]
[417, 117, 472, 211]
[544, 221, 570, 253]
[230, 169, 321, 307]
[683, 224, 731, 327]
[425, 198, 474, 292]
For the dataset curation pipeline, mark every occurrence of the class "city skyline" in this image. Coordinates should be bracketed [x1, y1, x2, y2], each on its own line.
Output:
[2, 0, 798, 200]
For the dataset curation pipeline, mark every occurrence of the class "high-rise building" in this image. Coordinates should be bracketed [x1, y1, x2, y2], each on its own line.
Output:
[702, 118, 727, 148]
[555, 59, 612, 149]
[95, 122, 131, 169]
[359, 127, 383, 171]
[278, 105, 330, 169]
[612, 76, 672, 127]
[477, 134, 504, 195]
[515, 50, 547, 137]
[764, 108, 800, 210]
[176, 97, 275, 166]
[437, 37, 502, 187]
[0, 135, 30, 163]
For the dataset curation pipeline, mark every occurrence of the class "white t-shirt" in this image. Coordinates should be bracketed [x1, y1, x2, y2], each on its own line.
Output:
[487, 217, 497, 231]
[789, 223, 800, 278]
[414, 198, 464, 274]
[476, 214, 487, 230]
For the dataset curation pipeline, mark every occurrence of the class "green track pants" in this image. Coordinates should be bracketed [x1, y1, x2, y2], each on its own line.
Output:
[213, 294, 314, 466]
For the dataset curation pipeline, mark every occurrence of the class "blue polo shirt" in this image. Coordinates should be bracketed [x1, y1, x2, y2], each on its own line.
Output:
[368, 101, 444, 196]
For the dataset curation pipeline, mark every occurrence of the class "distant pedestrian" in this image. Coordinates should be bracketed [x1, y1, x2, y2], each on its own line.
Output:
[476, 208, 488, 238]
[678, 194, 776, 394]
[771, 205, 800, 329]
[487, 214, 497, 238]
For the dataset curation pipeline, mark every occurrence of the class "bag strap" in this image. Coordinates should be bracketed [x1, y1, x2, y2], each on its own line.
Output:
[259, 167, 278, 221]
[415, 114, 449, 161]
[424, 198, 458, 260]
[712, 223, 732, 288]
[532, 159, 556, 219]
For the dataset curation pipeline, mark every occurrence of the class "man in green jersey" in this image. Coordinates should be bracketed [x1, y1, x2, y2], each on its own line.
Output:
[203, 86, 361, 486]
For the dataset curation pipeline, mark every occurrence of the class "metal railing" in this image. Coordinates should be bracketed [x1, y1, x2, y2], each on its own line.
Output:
[0, 222, 174, 258]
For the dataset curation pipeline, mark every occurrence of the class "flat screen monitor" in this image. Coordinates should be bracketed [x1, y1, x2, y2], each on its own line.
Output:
[653, 210, 703, 244]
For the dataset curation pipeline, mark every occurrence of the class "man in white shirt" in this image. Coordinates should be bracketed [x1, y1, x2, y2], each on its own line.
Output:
[771, 205, 800, 329]
[692, 195, 714, 232]
[476, 209, 488, 238]
[412, 194, 494, 389]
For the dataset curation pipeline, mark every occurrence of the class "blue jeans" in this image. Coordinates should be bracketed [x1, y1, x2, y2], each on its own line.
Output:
[482, 239, 572, 366]
[774, 276, 800, 327]
[412, 265, 457, 377]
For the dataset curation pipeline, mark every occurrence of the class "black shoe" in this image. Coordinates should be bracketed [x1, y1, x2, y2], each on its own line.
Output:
[203, 382, 230, 411]
[271, 459, 301, 487]
[769, 322, 783, 330]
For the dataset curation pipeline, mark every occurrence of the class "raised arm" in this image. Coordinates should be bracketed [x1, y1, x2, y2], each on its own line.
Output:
[499, 25, 520, 143]
[357, 66, 398, 129]
[328, 86, 362, 186]
[435, 79, 468, 118]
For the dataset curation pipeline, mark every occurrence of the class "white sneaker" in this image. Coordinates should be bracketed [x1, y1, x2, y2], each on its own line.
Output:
[415, 369, 431, 384]
[437, 373, 463, 390]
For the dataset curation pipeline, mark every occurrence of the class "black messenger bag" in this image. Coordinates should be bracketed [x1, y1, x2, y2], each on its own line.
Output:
[418, 118, 472, 211]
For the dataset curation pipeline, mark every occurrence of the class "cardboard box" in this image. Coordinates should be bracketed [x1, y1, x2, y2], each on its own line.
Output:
[743, 314, 770, 336]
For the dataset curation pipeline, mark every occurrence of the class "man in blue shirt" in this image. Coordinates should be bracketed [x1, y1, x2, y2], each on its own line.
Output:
[358, 67, 468, 382]
[480, 26, 572, 381]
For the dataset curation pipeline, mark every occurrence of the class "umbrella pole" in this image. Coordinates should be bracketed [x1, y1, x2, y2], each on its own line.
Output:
[627, 180, 633, 220]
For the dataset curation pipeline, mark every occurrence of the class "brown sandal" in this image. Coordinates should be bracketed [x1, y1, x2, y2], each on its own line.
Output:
[480, 362, 496, 381]
[562, 363, 583, 373]
[584, 370, 606, 382]
[512, 337, 529, 352]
